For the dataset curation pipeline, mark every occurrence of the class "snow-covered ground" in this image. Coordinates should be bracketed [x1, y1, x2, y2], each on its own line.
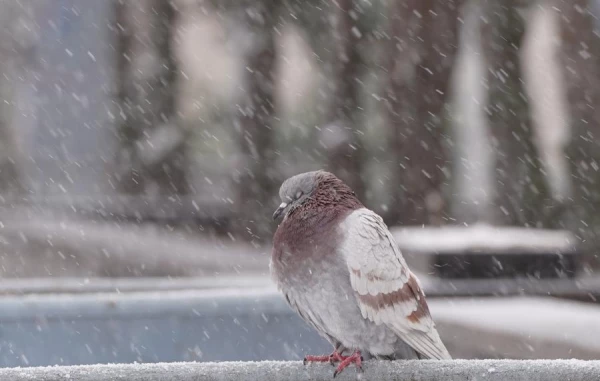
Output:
[0, 209, 269, 278]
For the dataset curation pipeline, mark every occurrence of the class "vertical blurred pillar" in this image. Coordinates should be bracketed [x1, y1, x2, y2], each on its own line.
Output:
[558, 0, 600, 249]
[285, 0, 366, 201]
[234, 0, 278, 239]
[0, 0, 39, 199]
[450, 0, 495, 225]
[0, 69, 23, 198]
[114, 0, 189, 197]
[480, 1, 555, 228]
[319, 0, 366, 202]
[386, 0, 462, 226]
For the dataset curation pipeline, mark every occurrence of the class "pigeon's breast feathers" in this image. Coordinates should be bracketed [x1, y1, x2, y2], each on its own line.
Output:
[273, 171, 363, 256]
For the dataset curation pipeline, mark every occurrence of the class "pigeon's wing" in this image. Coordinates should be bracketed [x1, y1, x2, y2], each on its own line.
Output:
[339, 208, 451, 360]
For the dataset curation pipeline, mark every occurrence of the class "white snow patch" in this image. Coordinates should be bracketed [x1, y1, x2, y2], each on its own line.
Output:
[391, 225, 576, 253]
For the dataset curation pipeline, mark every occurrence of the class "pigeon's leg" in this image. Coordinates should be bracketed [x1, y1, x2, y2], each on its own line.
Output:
[304, 344, 348, 365]
[333, 350, 363, 378]
[303, 354, 332, 364]
[303, 351, 347, 365]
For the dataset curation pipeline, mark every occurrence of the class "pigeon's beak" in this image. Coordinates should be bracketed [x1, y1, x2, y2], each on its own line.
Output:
[273, 202, 288, 220]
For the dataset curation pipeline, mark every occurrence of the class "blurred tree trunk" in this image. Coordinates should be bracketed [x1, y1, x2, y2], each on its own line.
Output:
[319, 0, 366, 202]
[234, 0, 278, 239]
[0, 71, 23, 197]
[481, 1, 555, 228]
[558, 0, 600, 248]
[385, 0, 462, 226]
[284, 0, 366, 201]
[114, 0, 189, 197]
[0, 0, 39, 198]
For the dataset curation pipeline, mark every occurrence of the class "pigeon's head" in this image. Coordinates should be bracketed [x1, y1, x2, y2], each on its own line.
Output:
[273, 171, 322, 220]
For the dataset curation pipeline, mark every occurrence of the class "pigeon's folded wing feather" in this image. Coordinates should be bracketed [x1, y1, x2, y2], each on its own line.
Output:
[340, 209, 451, 360]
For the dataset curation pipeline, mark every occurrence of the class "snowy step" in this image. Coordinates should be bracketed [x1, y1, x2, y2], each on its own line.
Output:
[0, 214, 269, 278]
[392, 225, 579, 279]
[432, 297, 600, 359]
[0, 275, 599, 300]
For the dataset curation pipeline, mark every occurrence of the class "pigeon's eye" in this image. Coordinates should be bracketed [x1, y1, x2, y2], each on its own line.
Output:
[295, 191, 303, 199]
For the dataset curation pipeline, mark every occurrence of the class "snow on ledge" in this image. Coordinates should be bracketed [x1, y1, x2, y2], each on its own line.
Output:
[1, 359, 599, 381]
[391, 224, 577, 254]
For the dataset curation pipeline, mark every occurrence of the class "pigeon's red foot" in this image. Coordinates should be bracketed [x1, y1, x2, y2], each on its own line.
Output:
[303, 351, 346, 366]
[333, 350, 363, 378]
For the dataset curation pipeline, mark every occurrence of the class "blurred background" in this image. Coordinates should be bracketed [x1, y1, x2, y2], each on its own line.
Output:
[1, 0, 600, 368]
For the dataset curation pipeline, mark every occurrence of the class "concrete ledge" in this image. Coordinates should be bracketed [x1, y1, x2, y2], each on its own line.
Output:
[1, 360, 599, 381]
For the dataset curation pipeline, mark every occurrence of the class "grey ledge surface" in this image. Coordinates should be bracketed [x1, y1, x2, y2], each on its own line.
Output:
[1, 360, 600, 381]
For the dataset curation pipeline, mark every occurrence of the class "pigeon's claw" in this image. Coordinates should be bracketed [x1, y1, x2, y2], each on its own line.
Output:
[330, 352, 347, 365]
[332, 351, 362, 378]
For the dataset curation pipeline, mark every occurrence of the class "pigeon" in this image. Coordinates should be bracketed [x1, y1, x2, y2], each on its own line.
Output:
[270, 170, 451, 377]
